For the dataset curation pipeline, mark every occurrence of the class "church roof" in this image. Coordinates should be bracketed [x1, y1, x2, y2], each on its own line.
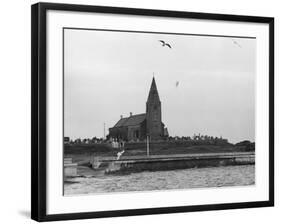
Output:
[113, 113, 146, 128]
[147, 77, 160, 103]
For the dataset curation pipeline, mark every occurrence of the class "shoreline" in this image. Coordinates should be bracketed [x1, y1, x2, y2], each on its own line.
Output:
[65, 151, 255, 177]
[103, 152, 255, 174]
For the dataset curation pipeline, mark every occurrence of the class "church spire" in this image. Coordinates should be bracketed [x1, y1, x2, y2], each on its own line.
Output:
[146, 77, 163, 140]
[147, 77, 160, 103]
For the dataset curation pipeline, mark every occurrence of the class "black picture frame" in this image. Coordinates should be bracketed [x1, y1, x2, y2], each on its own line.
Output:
[31, 2, 274, 222]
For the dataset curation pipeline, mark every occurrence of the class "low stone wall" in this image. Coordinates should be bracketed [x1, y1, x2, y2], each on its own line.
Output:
[64, 164, 78, 177]
[64, 158, 78, 177]
[105, 153, 255, 174]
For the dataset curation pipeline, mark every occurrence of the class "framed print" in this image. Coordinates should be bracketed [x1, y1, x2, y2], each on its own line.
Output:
[31, 2, 274, 222]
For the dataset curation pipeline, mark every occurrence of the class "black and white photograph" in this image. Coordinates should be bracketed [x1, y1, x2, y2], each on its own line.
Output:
[63, 28, 256, 195]
[0, 0, 278, 223]
[29, 2, 274, 222]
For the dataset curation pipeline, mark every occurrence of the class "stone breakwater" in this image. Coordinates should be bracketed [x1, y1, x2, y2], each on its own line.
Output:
[92, 152, 255, 175]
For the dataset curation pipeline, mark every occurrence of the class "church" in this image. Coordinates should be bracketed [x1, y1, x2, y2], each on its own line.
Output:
[108, 77, 168, 141]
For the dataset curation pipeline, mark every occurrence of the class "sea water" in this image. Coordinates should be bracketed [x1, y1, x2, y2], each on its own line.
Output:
[64, 165, 255, 195]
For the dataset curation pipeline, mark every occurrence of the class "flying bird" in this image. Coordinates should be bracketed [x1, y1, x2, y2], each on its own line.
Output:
[175, 81, 179, 87]
[232, 39, 242, 48]
[159, 40, 172, 49]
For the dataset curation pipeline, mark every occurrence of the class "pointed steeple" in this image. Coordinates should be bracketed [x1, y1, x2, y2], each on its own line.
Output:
[147, 77, 160, 103]
[146, 76, 163, 140]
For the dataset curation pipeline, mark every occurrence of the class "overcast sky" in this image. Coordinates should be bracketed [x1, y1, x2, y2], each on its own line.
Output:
[64, 28, 256, 144]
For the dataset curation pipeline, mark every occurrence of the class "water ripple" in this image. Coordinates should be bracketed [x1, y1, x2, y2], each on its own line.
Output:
[65, 165, 255, 195]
